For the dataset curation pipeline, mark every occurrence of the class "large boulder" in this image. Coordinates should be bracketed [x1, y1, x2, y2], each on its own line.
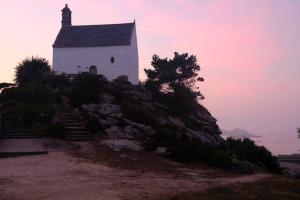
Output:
[99, 117, 118, 128]
[101, 93, 115, 103]
[82, 104, 97, 112]
[82, 103, 123, 119]
[104, 125, 143, 139]
[123, 126, 140, 138]
[101, 139, 144, 151]
[124, 119, 155, 137]
[155, 147, 170, 156]
[98, 103, 122, 118]
[105, 126, 132, 139]
[158, 116, 186, 130]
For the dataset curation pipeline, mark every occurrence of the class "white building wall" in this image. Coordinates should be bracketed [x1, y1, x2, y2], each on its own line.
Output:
[52, 26, 139, 84]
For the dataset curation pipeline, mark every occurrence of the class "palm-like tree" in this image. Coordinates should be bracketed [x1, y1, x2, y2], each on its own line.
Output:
[15, 57, 51, 86]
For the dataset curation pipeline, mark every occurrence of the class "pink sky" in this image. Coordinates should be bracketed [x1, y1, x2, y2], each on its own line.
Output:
[0, 0, 299, 138]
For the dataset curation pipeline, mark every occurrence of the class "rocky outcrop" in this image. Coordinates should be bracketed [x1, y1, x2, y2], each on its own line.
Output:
[101, 139, 144, 151]
[123, 119, 155, 137]
[158, 116, 186, 130]
[75, 79, 223, 150]
[155, 147, 170, 156]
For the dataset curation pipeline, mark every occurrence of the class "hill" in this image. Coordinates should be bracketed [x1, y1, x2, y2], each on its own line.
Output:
[222, 128, 261, 139]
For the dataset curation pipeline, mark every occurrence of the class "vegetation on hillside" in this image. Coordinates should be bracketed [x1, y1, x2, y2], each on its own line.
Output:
[0, 55, 282, 173]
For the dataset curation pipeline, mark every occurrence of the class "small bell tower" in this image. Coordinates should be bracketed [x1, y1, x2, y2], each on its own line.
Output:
[61, 4, 72, 29]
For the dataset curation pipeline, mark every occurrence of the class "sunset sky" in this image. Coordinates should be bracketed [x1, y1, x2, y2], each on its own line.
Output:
[0, 0, 299, 138]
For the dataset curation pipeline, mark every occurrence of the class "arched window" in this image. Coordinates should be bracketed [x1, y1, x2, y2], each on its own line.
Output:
[89, 65, 97, 75]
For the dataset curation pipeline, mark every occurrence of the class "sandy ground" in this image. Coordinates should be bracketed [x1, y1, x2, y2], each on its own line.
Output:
[0, 145, 271, 200]
[0, 139, 47, 154]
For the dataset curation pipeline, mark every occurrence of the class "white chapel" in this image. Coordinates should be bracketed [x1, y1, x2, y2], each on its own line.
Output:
[52, 4, 139, 84]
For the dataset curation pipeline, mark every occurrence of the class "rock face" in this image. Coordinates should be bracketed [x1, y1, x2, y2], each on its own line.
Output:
[155, 147, 170, 156]
[101, 139, 144, 151]
[158, 116, 186, 130]
[76, 78, 223, 150]
[82, 103, 122, 119]
[186, 129, 222, 146]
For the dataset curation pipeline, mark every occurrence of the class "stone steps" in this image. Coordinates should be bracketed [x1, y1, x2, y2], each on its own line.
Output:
[4, 130, 32, 133]
[65, 135, 93, 141]
[1, 118, 37, 139]
[0, 135, 39, 139]
[57, 106, 93, 142]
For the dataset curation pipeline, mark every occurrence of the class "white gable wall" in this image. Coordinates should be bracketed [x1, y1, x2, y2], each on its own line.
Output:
[52, 26, 139, 84]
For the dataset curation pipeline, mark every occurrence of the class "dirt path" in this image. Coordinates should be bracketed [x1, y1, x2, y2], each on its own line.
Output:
[0, 151, 271, 200]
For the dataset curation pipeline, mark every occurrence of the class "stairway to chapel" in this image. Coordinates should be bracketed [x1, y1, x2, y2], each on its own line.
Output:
[57, 105, 93, 142]
[0, 115, 37, 139]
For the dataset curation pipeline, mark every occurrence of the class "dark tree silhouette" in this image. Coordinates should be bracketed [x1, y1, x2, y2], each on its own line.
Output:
[0, 82, 14, 89]
[144, 52, 204, 99]
[15, 57, 51, 86]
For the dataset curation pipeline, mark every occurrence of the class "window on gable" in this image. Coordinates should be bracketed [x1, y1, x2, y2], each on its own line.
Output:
[111, 57, 115, 64]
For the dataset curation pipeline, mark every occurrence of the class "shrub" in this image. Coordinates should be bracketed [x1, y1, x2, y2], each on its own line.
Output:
[21, 104, 55, 126]
[112, 75, 130, 84]
[0, 83, 53, 105]
[0, 87, 18, 103]
[67, 73, 108, 107]
[121, 103, 161, 127]
[106, 75, 134, 103]
[104, 83, 125, 103]
[143, 80, 160, 96]
[146, 128, 233, 169]
[208, 150, 233, 169]
[36, 123, 65, 138]
[85, 116, 101, 133]
[226, 138, 281, 173]
[15, 57, 51, 86]
[18, 83, 52, 104]
[46, 73, 70, 91]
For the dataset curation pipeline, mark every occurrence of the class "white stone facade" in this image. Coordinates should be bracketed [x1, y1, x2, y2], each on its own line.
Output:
[52, 25, 139, 84]
[52, 5, 139, 84]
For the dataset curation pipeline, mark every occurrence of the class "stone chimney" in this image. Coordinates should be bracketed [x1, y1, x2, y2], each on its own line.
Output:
[61, 4, 72, 29]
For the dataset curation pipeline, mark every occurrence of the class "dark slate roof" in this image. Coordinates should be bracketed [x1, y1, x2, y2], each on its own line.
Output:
[53, 22, 134, 48]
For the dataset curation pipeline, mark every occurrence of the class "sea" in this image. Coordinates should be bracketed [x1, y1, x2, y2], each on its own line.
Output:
[252, 133, 300, 156]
